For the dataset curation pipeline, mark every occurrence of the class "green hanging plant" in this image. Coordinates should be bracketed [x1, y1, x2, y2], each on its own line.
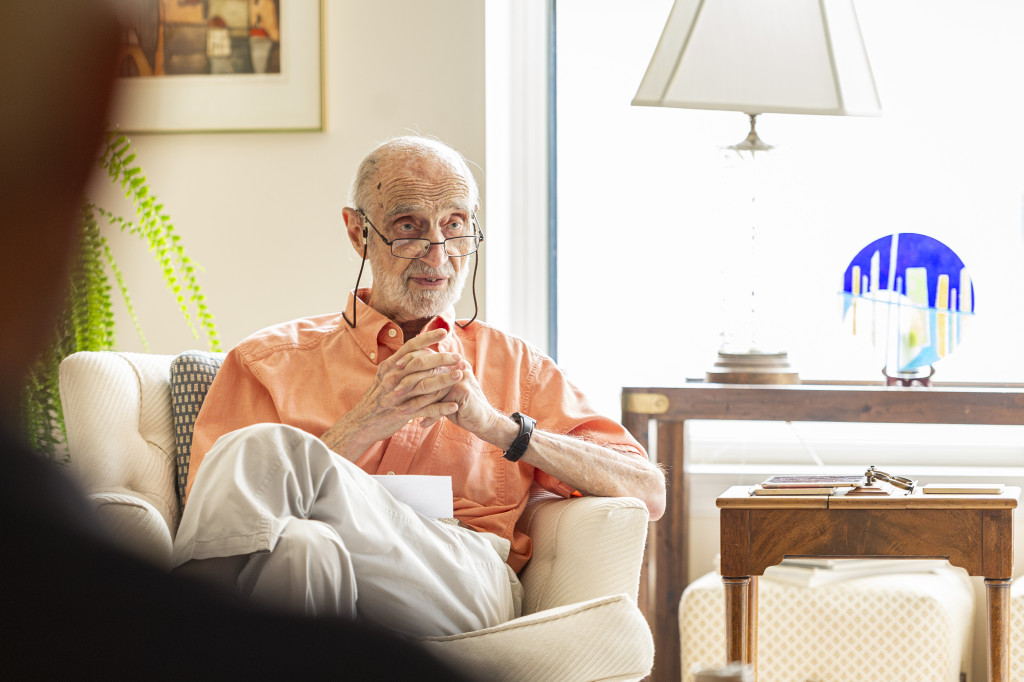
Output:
[21, 130, 221, 462]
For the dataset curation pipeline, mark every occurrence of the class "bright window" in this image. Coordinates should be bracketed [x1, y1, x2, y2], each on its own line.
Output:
[556, 0, 1024, 420]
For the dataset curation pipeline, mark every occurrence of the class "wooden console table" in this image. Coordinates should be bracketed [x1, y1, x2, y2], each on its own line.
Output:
[621, 381, 1024, 682]
[718, 485, 1019, 681]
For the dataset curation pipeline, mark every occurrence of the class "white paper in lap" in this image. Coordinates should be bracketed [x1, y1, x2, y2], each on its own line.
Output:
[372, 475, 454, 519]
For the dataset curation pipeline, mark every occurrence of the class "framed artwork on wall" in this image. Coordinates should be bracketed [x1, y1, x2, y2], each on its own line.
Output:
[110, 0, 323, 133]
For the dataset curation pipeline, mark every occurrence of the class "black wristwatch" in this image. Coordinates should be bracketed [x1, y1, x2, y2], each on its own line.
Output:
[502, 412, 536, 462]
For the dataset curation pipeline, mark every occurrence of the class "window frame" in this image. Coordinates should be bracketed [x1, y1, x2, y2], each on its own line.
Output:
[484, 0, 557, 357]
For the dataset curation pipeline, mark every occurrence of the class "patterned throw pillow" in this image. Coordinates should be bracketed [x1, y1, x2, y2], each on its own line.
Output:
[170, 351, 226, 511]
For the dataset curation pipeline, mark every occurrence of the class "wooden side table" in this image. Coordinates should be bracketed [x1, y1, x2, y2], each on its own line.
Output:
[621, 382, 1024, 682]
[717, 485, 1019, 681]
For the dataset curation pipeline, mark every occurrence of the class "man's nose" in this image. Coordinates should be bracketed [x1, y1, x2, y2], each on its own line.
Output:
[419, 240, 449, 268]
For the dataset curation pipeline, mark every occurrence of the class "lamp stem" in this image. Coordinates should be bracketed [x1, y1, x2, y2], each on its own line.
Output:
[728, 113, 774, 154]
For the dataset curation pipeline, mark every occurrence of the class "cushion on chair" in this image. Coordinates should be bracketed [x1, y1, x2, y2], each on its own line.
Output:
[169, 351, 225, 509]
[420, 594, 654, 682]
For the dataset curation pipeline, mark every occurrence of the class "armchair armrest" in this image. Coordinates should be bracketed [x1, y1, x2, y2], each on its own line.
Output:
[516, 493, 649, 615]
[59, 351, 179, 533]
[88, 490, 174, 570]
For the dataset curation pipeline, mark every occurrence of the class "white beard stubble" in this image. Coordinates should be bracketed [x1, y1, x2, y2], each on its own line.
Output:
[368, 248, 471, 322]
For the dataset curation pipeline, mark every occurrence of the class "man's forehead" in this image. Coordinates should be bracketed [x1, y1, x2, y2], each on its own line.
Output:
[374, 156, 473, 217]
[386, 199, 471, 218]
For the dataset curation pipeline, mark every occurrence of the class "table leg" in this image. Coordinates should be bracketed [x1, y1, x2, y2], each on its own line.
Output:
[986, 578, 1012, 682]
[723, 577, 751, 666]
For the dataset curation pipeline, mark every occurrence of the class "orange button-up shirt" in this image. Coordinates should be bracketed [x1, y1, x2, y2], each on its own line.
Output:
[186, 290, 646, 572]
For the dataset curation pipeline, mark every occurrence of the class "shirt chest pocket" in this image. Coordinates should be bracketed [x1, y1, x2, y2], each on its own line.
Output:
[438, 418, 476, 447]
[435, 419, 520, 506]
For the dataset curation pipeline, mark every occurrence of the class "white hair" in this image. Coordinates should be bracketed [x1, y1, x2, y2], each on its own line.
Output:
[349, 135, 480, 213]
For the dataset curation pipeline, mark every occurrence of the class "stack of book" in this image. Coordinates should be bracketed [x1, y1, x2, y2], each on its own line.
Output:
[764, 557, 950, 588]
[748, 474, 864, 496]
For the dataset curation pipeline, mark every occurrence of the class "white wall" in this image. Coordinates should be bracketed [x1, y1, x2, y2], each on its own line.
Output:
[91, 0, 486, 354]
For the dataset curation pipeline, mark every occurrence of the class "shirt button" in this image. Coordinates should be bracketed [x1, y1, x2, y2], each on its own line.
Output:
[388, 328, 397, 338]
[369, 352, 376, 360]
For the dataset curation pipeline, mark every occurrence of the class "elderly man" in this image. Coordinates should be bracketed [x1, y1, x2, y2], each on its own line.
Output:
[1, 1, 474, 676]
[172, 136, 665, 637]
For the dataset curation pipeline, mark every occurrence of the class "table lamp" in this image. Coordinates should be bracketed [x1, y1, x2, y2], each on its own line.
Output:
[633, 0, 881, 383]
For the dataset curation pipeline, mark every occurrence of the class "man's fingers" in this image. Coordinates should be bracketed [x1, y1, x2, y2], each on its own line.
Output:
[392, 328, 447, 367]
[398, 350, 461, 374]
[421, 402, 458, 419]
[377, 349, 460, 396]
[394, 364, 462, 396]
[396, 367, 461, 395]
[395, 373, 462, 408]
[401, 391, 458, 416]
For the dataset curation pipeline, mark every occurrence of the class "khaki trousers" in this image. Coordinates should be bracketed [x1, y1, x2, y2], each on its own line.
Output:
[172, 423, 520, 637]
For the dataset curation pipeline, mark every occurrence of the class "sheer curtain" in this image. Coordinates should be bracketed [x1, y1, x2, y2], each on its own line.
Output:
[556, 0, 1024, 419]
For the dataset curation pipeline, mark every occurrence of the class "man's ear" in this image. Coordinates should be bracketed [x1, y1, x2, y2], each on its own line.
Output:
[342, 207, 367, 254]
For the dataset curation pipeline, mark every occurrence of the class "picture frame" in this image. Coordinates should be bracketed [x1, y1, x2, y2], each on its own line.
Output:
[110, 1, 323, 133]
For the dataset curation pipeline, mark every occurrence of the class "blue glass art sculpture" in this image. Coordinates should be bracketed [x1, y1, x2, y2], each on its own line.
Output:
[841, 233, 975, 382]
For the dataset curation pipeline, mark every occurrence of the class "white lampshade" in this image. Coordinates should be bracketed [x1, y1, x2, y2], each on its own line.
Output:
[633, 0, 881, 117]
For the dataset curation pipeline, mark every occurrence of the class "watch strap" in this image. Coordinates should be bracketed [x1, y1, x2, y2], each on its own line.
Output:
[503, 412, 536, 462]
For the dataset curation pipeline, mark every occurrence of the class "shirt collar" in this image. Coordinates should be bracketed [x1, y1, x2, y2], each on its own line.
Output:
[346, 289, 457, 361]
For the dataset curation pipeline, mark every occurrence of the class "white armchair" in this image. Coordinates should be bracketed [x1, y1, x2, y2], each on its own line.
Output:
[59, 351, 654, 682]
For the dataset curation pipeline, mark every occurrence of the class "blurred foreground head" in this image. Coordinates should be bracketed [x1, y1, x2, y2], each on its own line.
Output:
[0, 0, 120, 423]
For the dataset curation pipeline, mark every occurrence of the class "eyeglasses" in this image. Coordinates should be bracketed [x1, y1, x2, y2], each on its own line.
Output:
[358, 209, 483, 259]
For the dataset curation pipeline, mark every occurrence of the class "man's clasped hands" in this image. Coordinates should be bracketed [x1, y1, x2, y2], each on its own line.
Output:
[333, 329, 512, 459]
